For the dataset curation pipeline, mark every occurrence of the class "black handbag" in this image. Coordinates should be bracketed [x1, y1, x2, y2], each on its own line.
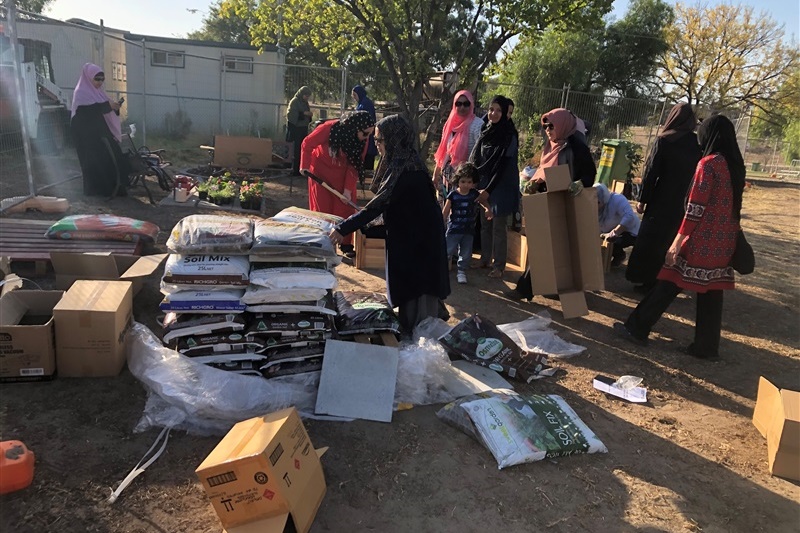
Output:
[730, 230, 754, 275]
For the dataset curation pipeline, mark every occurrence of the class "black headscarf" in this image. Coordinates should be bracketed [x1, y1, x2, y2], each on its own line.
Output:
[659, 102, 696, 142]
[476, 95, 517, 149]
[697, 114, 745, 220]
[329, 110, 375, 182]
[367, 114, 430, 209]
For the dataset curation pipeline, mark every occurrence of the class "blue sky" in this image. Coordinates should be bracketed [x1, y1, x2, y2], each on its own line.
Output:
[45, 0, 798, 42]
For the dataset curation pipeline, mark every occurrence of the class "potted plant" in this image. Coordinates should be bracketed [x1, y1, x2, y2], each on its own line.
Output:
[239, 181, 264, 210]
[207, 177, 236, 205]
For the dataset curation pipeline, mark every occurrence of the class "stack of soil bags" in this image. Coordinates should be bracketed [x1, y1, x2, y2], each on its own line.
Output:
[159, 210, 338, 379]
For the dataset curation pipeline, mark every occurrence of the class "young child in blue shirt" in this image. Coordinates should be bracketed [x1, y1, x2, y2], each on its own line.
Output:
[442, 162, 492, 284]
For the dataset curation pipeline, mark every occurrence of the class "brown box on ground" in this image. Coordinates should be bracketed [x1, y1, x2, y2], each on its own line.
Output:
[354, 231, 386, 270]
[610, 179, 627, 194]
[53, 280, 133, 377]
[601, 237, 614, 273]
[506, 229, 528, 271]
[50, 252, 167, 296]
[0, 290, 63, 382]
[521, 165, 604, 318]
[752, 376, 800, 481]
[196, 408, 327, 533]
[214, 136, 273, 169]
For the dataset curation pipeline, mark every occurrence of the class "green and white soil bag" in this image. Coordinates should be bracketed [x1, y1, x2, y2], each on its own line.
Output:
[241, 285, 329, 304]
[437, 389, 607, 469]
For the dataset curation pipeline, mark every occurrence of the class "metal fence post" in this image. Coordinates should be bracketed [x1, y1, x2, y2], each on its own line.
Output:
[141, 38, 147, 145]
[340, 65, 348, 112]
[6, 2, 36, 198]
[218, 53, 224, 132]
[99, 20, 105, 73]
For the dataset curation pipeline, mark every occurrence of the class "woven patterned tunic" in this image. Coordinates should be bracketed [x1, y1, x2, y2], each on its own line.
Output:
[657, 154, 739, 292]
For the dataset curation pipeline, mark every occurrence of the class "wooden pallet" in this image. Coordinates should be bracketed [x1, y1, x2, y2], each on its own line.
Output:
[348, 331, 400, 347]
[353, 230, 386, 270]
[0, 219, 142, 274]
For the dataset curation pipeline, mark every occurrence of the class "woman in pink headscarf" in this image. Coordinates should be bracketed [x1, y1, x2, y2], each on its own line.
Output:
[528, 107, 596, 190]
[432, 90, 484, 197]
[71, 63, 128, 197]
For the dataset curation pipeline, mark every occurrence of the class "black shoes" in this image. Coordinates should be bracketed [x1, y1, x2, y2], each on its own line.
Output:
[682, 343, 720, 360]
[613, 322, 649, 347]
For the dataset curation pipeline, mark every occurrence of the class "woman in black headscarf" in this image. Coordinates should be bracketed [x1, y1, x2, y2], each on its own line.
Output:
[470, 95, 520, 279]
[615, 114, 745, 359]
[626, 103, 702, 292]
[329, 114, 450, 332]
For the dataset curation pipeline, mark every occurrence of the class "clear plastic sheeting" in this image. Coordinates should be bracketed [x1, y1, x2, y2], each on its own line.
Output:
[497, 312, 586, 359]
[394, 338, 462, 407]
[127, 322, 321, 435]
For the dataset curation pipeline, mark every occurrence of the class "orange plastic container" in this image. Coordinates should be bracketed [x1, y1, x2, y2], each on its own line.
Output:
[0, 440, 35, 495]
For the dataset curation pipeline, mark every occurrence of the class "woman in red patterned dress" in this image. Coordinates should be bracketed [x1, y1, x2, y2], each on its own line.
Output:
[614, 114, 745, 359]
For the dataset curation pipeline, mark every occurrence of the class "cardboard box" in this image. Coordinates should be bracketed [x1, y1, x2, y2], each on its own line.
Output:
[196, 408, 327, 533]
[354, 230, 386, 270]
[752, 376, 800, 481]
[50, 252, 167, 296]
[0, 290, 63, 382]
[53, 280, 133, 377]
[506, 228, 528, 271]
[214, 136, 273, 169]
[601, 237, 614, 273]
[521, 165, 604, 318]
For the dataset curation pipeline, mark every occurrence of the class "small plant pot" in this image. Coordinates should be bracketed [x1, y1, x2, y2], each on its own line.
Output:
[198, 190, 208, 201]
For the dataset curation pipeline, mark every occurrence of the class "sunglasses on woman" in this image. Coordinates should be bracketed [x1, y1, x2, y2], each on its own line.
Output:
[374, 136, 384, 144]
[454, 101, 470, 108]
[94, 76, 105, 82]
[542, 123, 554, 130]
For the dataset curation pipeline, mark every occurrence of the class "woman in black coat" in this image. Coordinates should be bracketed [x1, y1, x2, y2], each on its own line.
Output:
[329, 115, 451, 332]
[626, 103, 702, 292]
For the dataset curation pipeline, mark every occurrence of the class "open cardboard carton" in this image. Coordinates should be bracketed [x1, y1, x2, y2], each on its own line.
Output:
[214, 135, 273, 169]
[521, 165, 604, 318]
[752, 376, 800, 481]
[0, 290, 63, 382]
[196, 408, 327, 533]
[50, 252, 167, 296]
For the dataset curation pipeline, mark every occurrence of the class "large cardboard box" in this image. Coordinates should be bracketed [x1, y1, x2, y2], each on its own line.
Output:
[50, 252, 167, 296]
[196, 408, 327, 533]
[521, 165, 604, 318]
[354, 230, 386, 270]
[0, 290, 63, 382]
[752, 376, 800, 481]
[53, 280, 133, 377]
[214, 135, 273, 169]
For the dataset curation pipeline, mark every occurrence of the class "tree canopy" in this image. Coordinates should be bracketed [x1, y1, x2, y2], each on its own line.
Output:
[658, 3, 797, 112]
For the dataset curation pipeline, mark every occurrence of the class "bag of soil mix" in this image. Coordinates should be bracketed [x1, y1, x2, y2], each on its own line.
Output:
[166, 215, 253, 254]
[260, 345, 326, 378]
[438, 314, 549, 383]
[436, 389, 607, 469]
[161, 254, 250, 290]
[251, 219, 336, 258]
[245, 296, 336, 316]
[205, 360, 264, 377]
[334, 291, 402, 336]
[175, 332, 266, 357]
[247, 312, 333, 337]
[249, 266, 337, 290]
[162, 313, 246, 343]
[271, 206, 344, 233]
[46, 214, 160, 243]
[242, 286, 329, 305]
[159, 289, 246, 313]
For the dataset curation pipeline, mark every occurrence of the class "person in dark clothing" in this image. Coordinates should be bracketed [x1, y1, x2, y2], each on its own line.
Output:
[287, 86, 313, 175]
[625, 103, 702, 293]
[329, 114, 451, 332]
[528, 107, 596, 190]
[70, 63, 128, 197]
[471, 95, 521, 279]
[352, 85, 378, 174]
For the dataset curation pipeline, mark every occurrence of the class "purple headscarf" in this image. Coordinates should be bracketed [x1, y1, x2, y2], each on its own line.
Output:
[71, 63, 121, 142]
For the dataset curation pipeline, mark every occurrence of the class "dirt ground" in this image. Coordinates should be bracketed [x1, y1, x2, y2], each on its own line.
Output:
[0, 152, 798, 533]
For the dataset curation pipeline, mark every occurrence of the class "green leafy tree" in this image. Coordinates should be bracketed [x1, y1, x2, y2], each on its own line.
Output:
[221, 0, 612, 154]
[16, 0, 54, 14]
[659, 3, 798, 111]
[186, 1, 253, 44]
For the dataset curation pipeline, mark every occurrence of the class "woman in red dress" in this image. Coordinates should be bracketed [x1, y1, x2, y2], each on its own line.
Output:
[614, 114, 746, 359]
[300, 111, 375, 252]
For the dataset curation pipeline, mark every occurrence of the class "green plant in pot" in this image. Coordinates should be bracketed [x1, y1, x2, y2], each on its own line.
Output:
[239, 181, 264, 210]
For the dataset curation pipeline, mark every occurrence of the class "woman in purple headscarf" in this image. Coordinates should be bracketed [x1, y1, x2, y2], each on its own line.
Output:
[71, 63, 128, 197]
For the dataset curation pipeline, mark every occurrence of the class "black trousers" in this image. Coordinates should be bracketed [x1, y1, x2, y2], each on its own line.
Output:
[612, 231, 638, 260]
[289, 125, 308, 174]
[625, 280, 724, 355]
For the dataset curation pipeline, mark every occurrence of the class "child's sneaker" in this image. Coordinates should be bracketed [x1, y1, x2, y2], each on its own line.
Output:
[457, 271, 467, 284]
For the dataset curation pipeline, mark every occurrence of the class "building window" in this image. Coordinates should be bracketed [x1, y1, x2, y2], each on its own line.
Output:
[223, 56, 253, 74]
[122, 64, 127, 82]
[151, 50, 185, 68]
[112, 62, 119, 81]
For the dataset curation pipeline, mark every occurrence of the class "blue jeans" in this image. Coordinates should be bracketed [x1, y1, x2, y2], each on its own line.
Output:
[446, 232, 473, 272]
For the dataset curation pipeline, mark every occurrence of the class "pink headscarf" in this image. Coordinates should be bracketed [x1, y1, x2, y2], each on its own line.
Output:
[533, 108, 577, 181]
[434, 89, 476, 169]
[71, 63, 121, 142]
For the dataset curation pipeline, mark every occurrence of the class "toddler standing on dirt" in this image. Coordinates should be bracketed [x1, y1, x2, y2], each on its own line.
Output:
[442, 162, 492, 284]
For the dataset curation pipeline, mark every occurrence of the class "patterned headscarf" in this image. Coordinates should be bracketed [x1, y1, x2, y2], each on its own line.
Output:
[71, 63, 121, 141]
[434, 89, 477, 169]
[697, 114, 746, 220]
[329, 110, 374, 182]
[367, 115, 430, 210]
